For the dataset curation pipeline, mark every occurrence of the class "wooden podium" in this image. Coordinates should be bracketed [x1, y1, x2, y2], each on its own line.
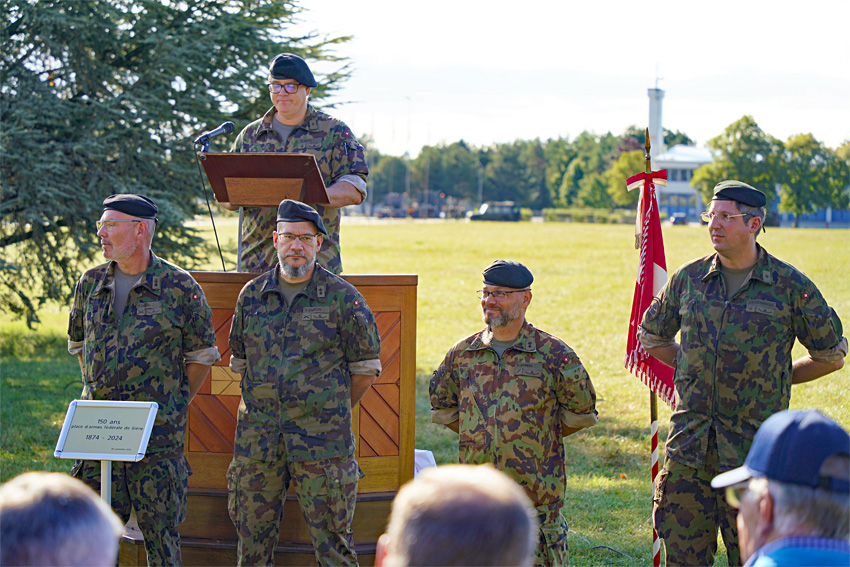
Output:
[119, 155, 417, 566]
[197, 152, 330, 206]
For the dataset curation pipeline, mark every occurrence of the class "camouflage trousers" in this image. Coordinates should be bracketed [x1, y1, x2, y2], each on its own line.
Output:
[653, 434, 741, 567]
[534, 503, 568, 567]
[227, 453, 360, 567]
[73, 453, 190, 567]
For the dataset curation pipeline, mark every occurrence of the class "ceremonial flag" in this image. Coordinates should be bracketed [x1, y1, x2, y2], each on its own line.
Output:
[625, 170, 676, 408]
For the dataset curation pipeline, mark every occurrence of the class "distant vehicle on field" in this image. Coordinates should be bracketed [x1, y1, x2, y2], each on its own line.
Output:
[469, 201, 521, 222]
[670, 214, 688, 226]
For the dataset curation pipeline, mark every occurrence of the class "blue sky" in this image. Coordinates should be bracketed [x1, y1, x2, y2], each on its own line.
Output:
[291, 0, 850, 156]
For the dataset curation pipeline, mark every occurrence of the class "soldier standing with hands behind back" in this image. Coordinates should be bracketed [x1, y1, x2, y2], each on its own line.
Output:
[639, 181, 847, 566]
[68, 194, 220, 566]
[227, 199, 382, 566]
[430, 260, 598, 567]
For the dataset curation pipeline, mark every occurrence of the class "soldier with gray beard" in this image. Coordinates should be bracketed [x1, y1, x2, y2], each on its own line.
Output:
[430, 260, 598, 567]
[227, 199, 382, 566]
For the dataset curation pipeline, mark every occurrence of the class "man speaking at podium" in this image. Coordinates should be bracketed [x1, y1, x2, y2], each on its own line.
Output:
[224, 52, 369, 275]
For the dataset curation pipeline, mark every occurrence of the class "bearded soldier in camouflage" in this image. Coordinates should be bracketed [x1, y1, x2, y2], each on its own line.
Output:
[430, 260, 598, 567]
[227, 199, 382, 566]
[639, 181, 847, 567]
[221, 53, 369, 275]
[68, 194, 220, 567]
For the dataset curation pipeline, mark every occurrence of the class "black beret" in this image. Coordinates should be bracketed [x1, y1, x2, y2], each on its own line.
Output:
[712, 180, 767, 208]
[102, 194, 158, 219]
[482, 260, 533, 289]
[276, 199, 327, 235]
[269, 53, 317, 88]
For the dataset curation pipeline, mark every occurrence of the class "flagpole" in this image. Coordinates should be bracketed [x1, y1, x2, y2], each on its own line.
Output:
[645, 128, 662, 567]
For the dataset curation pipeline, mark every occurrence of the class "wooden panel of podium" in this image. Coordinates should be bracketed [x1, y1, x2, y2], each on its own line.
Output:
[119, 272, 417, 566]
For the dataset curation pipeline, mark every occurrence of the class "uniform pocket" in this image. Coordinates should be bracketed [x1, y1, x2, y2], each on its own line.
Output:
[538, 515, 569, 567]
[226, 460, 245, 529]
[652, 468, 670, 537]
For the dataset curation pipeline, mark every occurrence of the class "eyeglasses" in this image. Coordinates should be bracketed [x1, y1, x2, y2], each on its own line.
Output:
[700, 211, 748, 223]
[724, 483, 746, 509]
[96, 220, 141, 231]
[476, 289, 530, 300]
[267, 83, 300, 94]
[279, 233, 319, 244]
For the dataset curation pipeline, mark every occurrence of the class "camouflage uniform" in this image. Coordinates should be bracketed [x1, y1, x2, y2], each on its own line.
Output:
[227, 265, 381, 566]
[231, 105, 369, 274]
[430, 321, 598, 567]
[67, 253, 220, 567]
[640, 245, 847, 566]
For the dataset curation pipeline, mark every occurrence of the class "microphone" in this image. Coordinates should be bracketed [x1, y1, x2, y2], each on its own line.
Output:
[194, 121, 235, 144]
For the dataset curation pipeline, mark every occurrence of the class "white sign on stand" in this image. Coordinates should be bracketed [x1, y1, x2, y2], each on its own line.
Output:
[55, 400, 158, 506]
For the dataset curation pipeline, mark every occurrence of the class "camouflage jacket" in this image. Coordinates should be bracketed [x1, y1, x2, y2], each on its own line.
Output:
[430, 321, 598, 507]
[228, 265, 381, 463]
[230, 105, 368, 275]
[67, 253, 219, 456]
[640, 245, 845, 470]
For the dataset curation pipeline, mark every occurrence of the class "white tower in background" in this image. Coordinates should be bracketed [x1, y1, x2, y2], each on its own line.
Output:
[648, 88, 665, 159]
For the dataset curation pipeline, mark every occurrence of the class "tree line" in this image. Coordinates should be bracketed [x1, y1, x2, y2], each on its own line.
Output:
[2, 0, 848, 326]
[364, 119, 849, 223]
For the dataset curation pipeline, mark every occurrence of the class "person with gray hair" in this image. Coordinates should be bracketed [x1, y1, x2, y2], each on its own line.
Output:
[0, 471, 124, 566]
[712, 409, 850, 566]
[375, 464, 538, 567]
[67, 193, 221, 566]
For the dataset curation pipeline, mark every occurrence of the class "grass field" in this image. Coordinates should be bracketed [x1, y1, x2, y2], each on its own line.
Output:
[2, 218, 848, 566]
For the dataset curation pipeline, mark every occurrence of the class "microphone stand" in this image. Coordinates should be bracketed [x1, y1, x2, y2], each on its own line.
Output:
[193, 141, 227, 271]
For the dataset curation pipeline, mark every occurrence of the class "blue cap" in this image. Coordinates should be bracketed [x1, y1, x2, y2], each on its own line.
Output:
[276, 199, 326, 235]
[269, 53, 317, 88]
[103, 194, 158, 220]
[711, 410, 850, 492]
[482, 260, 533, 289]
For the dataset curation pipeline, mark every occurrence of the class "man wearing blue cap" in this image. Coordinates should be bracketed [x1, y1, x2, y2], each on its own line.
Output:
[227, 199, 382, 566]
[711, 409, 850, 566]
[68, 194, 220, 566]
[638, 181, 847, 566]
[224, 53, 369, 276]
[430, 260, 598, 567]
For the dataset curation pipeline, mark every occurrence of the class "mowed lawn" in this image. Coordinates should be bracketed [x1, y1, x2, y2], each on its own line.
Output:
[2, 218, 848, 566]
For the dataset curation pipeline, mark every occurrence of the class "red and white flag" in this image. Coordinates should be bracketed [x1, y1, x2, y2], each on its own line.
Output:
[625, 170, 675, 409]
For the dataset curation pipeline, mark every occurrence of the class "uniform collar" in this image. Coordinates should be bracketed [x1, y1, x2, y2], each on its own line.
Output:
[256, 104, 321, 137]
[704, 244, 774, 285]
[260, 262, 331, 301]
[92, 252, 162, 296]
[470, 320, 537, 353]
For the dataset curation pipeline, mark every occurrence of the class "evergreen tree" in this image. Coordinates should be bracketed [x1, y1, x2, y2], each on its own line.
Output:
[1, 0, 350, 325]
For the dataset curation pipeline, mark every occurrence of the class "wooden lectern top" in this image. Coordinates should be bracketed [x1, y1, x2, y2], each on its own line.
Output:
[198, 152, 329, 207]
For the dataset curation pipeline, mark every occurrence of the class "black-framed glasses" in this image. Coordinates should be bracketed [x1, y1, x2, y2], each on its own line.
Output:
[700, 211, 748, 223]
[96, 220, 141, 231]
[476, 289, 530, 300]
[267, 83, 300, 94]
[279, 233, 318, 244]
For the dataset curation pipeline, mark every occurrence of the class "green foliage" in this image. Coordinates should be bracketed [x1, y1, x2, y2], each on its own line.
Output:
[779, 134, 848, 226]
[607, 150, 646, 208]
[692, 116, 784, 204]
[1, 0, 351, 326]
[665, 129, 695, 148]
[542, 207, 634, 224]
[368, 155, 409, 206]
